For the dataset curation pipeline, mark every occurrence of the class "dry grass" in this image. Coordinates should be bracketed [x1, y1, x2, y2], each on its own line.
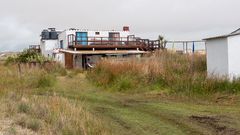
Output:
[0, 64, 110, 135]
[88, 51, 240, 94]
[2, 93, 109, 135]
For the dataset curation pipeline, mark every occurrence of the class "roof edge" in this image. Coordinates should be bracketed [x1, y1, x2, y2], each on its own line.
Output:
[203, 33, 240, 40]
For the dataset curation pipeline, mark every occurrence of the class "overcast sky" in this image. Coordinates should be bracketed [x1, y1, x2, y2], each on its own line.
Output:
[0, 0, 240, 51]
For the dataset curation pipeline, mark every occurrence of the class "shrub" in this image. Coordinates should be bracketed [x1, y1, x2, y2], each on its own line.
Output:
[4, 56, 16, 66]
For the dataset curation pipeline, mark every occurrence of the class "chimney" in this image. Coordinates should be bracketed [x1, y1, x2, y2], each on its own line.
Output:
[123, 26, 130, 31]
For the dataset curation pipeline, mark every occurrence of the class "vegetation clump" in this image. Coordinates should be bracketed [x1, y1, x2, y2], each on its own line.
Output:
[5, 50, 50, 65]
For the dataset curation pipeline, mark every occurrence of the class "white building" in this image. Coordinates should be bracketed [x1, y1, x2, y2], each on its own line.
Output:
[40, 26, 152, 69]
[57, 28, 132, 49]
[40, 28, 61, 57]
[204, 28, 240, 80]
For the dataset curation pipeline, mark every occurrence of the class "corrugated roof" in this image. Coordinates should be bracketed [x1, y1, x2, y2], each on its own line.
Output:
[203, 28, 240, 40]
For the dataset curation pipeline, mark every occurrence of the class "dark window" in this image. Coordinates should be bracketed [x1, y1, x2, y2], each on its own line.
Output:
[95, 32, 100, 35]
[60, 40, 63, 49]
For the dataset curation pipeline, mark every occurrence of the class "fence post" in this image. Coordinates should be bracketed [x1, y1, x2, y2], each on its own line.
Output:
[192, 41, 195, 53]
[18, 63, 22, 77]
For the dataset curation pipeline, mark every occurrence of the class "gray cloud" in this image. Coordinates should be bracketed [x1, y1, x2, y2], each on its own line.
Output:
[0, 0, 240, 51]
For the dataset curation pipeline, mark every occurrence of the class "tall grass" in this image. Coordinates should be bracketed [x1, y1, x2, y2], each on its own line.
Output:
[88, 51, 240, 94]
[2, 93, 109, 135]
[0, 64, 57, 94]
[0, 63, 110, 134]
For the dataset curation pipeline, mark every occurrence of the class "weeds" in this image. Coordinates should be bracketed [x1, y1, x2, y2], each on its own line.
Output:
[88, 51, 240, 94]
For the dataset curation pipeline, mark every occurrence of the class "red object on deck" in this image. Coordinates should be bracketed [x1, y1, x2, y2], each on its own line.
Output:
[123, 26, 130, 31]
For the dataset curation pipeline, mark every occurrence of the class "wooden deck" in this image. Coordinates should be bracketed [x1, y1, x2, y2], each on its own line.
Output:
[67, 34, 161, 51]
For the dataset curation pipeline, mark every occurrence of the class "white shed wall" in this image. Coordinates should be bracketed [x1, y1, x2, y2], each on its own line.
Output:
[206, 38, 229, 77]
[227, 35, 240, 78]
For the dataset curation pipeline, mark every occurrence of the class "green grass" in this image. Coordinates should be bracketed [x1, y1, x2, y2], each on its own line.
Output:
[52, 73, 240, 135]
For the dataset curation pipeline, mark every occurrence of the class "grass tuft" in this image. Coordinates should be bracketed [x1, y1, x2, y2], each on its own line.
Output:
[37, 74, 56, 88]
[18, 102, 31, 114]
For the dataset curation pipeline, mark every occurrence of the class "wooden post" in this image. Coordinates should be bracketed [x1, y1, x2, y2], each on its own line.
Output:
[18, 63, 22, 77]
[183, 42, 185, 53]
[186, 42, 188, 54]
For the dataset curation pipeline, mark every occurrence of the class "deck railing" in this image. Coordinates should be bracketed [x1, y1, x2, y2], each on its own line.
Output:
[67, 34, 161, 51]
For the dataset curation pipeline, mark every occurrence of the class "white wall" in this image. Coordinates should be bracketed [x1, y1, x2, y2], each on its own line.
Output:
[40, 40, 58, 57]
[58, 29, 131, 48]
[87, 30, 130, 38]
[228, 35, 240, 79]
[54, 53, 65, 65]
[206, 38, 229, 77]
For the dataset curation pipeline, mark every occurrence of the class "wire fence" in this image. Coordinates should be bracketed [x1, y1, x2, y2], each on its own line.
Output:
[166, 41, 206, 54]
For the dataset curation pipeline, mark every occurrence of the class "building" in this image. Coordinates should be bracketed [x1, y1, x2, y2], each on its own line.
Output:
[40, 28, 62, 57]
[40, 26, 160, 69]
[204, 28, 240, 80]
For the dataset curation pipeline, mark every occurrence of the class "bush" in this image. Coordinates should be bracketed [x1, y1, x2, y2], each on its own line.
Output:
[4, 49, 51, 66]
[4, 56, 16, 66]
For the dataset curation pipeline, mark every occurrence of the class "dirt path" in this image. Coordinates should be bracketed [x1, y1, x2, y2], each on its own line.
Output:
[49, 75, 240, 135]
[190, 115, 240, 135]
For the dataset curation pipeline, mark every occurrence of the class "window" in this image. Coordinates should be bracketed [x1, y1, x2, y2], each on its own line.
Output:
[60, 40, 63, 49]
[95, 32, 100, 35]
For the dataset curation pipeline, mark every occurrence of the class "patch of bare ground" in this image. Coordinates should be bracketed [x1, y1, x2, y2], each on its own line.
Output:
[190, 115, 240, 135]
